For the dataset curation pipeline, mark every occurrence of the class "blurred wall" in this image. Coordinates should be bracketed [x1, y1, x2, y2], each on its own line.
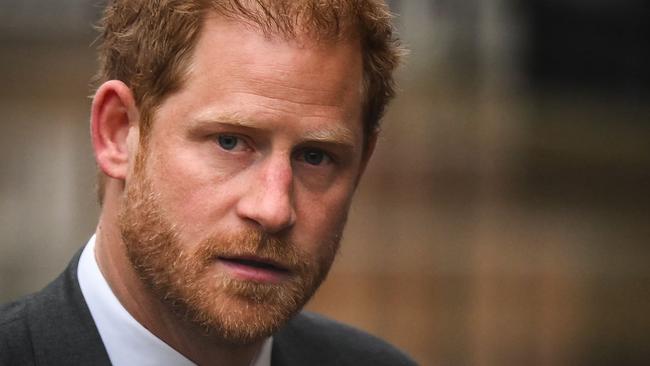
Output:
[1, 1, 649, 365]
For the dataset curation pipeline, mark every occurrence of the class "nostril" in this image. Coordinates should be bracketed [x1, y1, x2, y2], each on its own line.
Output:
[235, 188, 296, 233]
[235, 155, 295, 232]
[258, 204, 296, 234]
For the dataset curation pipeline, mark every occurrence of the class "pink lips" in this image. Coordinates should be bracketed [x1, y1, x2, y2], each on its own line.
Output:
[217, 256, 290, 283]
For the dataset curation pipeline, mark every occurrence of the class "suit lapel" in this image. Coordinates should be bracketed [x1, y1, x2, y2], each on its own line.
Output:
[26, 250, 111, 365]
[271, 313, 341, 366]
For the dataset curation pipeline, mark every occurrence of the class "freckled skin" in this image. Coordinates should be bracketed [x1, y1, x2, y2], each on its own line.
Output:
[145, 18, 366, 250]
[95, 16, 373, 366]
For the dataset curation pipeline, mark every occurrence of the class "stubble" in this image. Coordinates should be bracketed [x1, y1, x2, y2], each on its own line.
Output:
[118, 152, 340, 345]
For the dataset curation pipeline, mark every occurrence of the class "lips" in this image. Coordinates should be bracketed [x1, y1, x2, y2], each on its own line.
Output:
[219, 256, 289, 272]
[217, 255, 291, 282]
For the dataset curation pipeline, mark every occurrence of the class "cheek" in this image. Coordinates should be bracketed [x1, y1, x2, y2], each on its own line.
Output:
[147, 146, 240, 238]
[294, 186, 354, 248]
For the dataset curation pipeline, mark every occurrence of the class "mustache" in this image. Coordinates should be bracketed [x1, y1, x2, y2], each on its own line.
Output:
[195, 228, 313, 274]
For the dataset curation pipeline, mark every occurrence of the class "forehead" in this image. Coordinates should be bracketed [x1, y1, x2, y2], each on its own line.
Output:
[191, 14, 363, 100]
[151, 14, 366, 141]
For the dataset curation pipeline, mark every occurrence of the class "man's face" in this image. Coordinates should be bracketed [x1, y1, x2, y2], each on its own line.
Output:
[119, 16, 367, 345]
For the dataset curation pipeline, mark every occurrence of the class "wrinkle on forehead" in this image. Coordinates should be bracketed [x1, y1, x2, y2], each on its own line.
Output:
[183, 17, 364, 118]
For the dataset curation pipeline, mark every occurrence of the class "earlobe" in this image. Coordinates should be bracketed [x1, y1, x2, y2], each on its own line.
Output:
[91, 80, 139, 180]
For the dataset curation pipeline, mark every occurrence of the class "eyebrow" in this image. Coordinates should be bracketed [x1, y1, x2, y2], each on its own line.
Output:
[191, 112, 358, 148]
[301, 127, 356, 147]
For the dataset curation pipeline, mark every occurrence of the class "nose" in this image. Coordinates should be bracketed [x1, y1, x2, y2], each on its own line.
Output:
[236, 155, 296, 233]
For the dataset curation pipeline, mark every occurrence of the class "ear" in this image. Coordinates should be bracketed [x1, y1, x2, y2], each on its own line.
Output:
[91, 80, 139, 180]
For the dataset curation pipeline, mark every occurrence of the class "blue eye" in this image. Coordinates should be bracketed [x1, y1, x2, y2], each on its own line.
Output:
[302, 150, 326, 165]
[218, 135, 239, 150]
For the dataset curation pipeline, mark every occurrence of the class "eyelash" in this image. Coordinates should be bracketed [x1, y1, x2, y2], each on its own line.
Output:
[214, 134, 336, 166]
[216, 134, 250, 152]
[295, 148, 335, 166]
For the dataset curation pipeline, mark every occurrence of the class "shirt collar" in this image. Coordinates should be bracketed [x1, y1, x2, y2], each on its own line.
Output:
[78, 235, 272, 366]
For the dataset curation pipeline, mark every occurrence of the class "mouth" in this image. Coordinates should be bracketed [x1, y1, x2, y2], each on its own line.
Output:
[217, 256, 291, 283]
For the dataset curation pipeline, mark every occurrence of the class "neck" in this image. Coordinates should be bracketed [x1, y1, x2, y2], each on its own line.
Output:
[94, 191, 264, 366]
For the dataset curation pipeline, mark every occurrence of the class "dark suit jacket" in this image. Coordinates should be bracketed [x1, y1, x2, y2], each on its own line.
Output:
[0, 251, 416, 365]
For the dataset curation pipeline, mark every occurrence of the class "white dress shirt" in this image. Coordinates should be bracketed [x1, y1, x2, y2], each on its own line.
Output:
[78, 235, 272, 366]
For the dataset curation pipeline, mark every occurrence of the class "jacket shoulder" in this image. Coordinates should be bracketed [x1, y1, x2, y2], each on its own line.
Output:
[0, 296, 37, 365]
[273, 311, 417, 366]
[0, 250, 110, 366]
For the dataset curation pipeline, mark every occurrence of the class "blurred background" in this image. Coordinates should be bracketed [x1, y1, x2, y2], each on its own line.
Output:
[1, 1, 649, 365]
